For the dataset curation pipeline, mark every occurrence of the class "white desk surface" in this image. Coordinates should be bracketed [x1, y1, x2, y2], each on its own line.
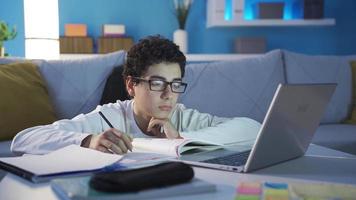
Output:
[1, 144, 356, 200]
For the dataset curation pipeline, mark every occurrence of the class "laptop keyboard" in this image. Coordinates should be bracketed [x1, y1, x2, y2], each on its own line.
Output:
[203, 150, 251, 166]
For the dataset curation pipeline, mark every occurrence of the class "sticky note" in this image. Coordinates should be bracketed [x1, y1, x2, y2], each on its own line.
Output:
[237, 182, 262, 195]
[264, 182, 288, 189]
[264, 195, 289, 200]
[264, 189, 289, 196]
[235, 195, 260, 200]
[263, 182, 289, 200]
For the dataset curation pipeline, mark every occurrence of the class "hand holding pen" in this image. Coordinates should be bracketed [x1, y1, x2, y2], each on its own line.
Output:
[81, 111, 133, 154]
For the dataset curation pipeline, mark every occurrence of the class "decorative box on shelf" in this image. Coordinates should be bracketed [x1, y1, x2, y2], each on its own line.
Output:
[64, 24, 87, 37]
[102, 24, 125, 37]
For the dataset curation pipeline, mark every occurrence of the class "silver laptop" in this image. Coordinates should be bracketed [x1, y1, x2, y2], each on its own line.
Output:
[179, 83, 336, 173]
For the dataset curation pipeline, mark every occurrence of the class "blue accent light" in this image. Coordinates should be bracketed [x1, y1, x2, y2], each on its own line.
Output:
[224, 0, 233, 21]
[284, 2, 292, 20]
[244, 4, 254, 20]
[283, 3, 293, 20]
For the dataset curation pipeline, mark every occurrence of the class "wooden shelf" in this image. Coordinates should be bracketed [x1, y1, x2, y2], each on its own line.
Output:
[60, 37, 93, 53]
[97, 37, 133, 54]
[207, 18, 335, 27]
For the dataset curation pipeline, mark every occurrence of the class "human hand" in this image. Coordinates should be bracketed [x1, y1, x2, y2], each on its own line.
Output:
[147, 118, 181, 139]
[81, 128, 133, 154]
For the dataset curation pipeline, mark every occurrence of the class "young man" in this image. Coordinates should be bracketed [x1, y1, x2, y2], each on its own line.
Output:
[11, 35, 261, 155]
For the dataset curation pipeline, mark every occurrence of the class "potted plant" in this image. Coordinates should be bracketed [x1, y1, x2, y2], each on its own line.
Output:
[0, 21, 17, 57]
[173, 0, 193, 54]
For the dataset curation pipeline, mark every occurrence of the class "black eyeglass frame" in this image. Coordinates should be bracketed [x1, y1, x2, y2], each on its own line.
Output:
[133, 77, 188, 93]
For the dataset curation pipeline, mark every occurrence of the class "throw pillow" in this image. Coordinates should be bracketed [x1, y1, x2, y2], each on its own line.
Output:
[179, 50, 285, 122]
[0, 62, 57, 141]
[344, 61, 356, 124]
[39, 50, 126, 119]
[283, 50, 352, 124]
[100, 65, 130, 105]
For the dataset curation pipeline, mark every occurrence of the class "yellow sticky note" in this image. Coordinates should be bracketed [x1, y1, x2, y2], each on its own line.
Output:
[264, 189, 289, 196]
[235, 195, 260, 200]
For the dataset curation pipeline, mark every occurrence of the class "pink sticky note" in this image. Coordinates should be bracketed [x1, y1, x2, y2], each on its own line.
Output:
[237, 182, 262, 195]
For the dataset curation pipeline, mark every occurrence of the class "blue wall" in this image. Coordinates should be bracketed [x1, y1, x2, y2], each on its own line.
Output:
[1, 0, 356, 57]
[0, 0, 24, 57]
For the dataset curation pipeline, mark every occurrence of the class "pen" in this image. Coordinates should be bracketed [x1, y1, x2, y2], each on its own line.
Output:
[99, 111, 133, 152]
[99, 111, 114, 128]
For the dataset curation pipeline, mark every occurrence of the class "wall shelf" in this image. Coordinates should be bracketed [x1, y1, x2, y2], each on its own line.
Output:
[208, 18, 335, 27]
[207, 0, 335, 27]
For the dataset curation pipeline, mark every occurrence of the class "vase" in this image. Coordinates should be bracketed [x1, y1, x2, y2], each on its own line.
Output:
[0, 46, 4, 57]
[173, 29, 188, 54]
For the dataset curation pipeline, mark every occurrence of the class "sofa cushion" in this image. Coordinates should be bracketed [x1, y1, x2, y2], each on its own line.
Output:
[0, 62, 57, 141]
[0, 57, 29, 65]
[283, 50, 353, 124]
[179, 50, 285, 123]
[312, 124, 356, 155]
[38, 51, 126, 119]
[344, 61, 356, 124]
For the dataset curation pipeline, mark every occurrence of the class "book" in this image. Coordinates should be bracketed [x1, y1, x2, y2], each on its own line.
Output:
[51, 176, 216, 200]
[132, 138, 227, 158]
[0, 144, 184, 183]
[0, 145, 124, 183]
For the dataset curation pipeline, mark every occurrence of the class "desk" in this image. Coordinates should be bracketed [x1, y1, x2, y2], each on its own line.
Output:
[1, 144, 355, 200]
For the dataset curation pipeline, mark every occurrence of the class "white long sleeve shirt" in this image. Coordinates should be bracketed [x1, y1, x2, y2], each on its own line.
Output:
[11, 100, 261, 155]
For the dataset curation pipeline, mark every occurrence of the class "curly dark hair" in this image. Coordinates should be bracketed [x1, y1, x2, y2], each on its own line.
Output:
[123, 35, 186, 79]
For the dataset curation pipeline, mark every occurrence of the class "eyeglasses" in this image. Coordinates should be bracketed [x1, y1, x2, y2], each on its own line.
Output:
[133, 77, 187, 93]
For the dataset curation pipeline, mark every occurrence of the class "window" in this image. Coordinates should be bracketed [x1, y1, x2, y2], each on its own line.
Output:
[24, 0, 59, 59]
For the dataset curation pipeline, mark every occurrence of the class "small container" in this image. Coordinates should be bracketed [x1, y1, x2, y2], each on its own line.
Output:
[257, 2, 284, 19]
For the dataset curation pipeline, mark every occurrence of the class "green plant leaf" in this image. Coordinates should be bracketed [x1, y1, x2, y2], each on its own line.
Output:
[0, 21, 17, 44]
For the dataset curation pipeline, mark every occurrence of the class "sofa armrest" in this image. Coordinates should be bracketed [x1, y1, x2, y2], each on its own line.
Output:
[0, 140, 15, 157]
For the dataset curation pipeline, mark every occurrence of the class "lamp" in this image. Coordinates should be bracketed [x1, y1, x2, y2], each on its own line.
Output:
[24, 0, 59, 59]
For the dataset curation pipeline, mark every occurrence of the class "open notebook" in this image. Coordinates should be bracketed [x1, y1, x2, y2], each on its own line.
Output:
[132, 138, 227, 157]
[0, 144, 190, 183]
[0, 145, 124, 183]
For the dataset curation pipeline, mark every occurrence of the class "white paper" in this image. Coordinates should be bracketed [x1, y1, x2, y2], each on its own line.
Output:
[132, 138, 186, 157]
[119, 152, 174, 169]
[0, 145, 123, 175]
[131, 138, 225, 157]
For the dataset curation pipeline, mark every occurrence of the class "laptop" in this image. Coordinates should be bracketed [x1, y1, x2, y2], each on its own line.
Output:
[179, 83, 336, 173]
